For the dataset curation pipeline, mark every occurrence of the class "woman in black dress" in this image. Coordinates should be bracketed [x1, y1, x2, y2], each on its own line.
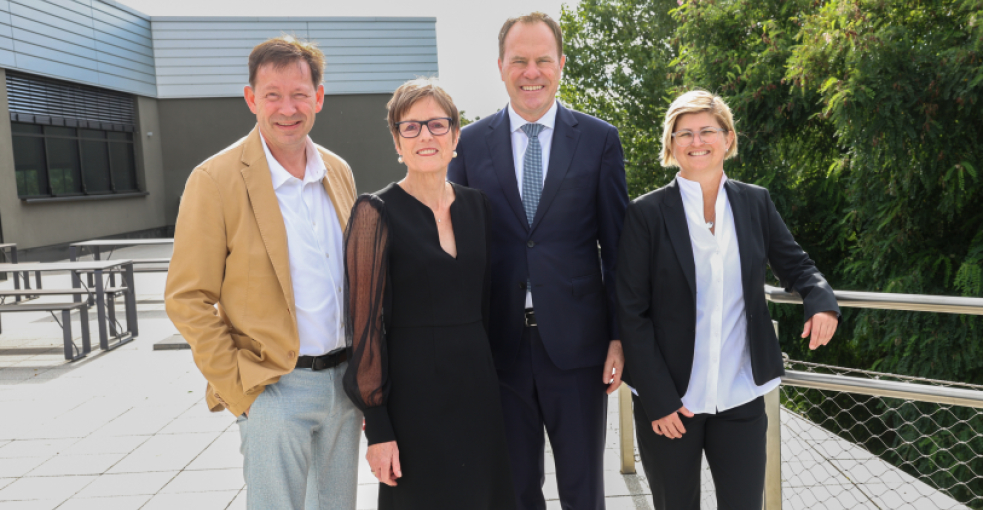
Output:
[342, 78, 516, 510]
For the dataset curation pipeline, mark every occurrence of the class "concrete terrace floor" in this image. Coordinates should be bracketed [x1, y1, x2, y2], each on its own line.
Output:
[0, 245, 970, 509]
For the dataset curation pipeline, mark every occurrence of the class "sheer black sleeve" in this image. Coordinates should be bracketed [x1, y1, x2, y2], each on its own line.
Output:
[342, 194, 395, 445]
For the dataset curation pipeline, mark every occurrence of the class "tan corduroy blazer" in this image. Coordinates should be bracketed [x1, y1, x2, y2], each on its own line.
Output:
[165, 126, 357, 417]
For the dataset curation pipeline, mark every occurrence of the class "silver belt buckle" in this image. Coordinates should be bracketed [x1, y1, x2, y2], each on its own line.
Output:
[524, 309, 537, 327]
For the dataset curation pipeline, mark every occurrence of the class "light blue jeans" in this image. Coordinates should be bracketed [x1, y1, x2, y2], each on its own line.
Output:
[237, 362, 362, 510]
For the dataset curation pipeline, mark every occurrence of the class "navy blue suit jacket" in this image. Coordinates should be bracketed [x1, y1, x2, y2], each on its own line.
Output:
[448, 103, 628, 371]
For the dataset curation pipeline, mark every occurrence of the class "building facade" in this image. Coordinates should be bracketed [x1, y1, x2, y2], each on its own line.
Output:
[0, 0, 438, 253]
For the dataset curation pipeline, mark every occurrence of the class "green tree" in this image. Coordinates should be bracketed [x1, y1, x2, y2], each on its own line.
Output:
[560, 0, 681, 197]
[787, 0, 983, 379]
[459, 110, 479, 127]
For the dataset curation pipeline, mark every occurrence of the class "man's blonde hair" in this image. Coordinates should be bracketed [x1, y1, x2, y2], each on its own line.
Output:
[661, 90, 738, 167]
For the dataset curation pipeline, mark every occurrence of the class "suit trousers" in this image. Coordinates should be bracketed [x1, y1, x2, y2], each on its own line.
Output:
[633, 394, 767, 510]
[237, 362, 362, 510]
[498, 325, 608, 510]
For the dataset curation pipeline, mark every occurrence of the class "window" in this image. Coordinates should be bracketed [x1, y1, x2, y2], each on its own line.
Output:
[11, 124, 138, 198]
[7, 71, 139, 199]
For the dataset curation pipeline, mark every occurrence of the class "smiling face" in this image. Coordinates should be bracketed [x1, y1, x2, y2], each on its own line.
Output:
[394, 97, 459, 175]
[671, 111, 735, 178]
[499, 21, 566, 123]
[244, 60, 324, 154]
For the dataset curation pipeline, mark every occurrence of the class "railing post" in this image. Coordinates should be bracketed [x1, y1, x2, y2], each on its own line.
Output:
[764, 320, 782, 509]
[618, 383, 636, 474]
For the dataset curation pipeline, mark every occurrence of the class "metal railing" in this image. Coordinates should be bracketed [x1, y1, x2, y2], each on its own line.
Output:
[617, 285, 983, 509]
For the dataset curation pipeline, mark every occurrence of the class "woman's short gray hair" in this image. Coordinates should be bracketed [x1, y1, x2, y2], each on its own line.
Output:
[660, 90, 738, 167]
[386, 77, 460, 142]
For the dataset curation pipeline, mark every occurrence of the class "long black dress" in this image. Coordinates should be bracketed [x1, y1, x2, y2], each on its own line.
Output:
[343, 182, 516, 510]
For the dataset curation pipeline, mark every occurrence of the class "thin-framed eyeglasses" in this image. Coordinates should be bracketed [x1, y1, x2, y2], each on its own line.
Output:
[395, 118, 454, 138]
[671, 127, 728, 147]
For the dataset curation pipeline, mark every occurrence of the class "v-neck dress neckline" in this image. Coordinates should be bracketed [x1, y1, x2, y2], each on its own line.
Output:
[393, 182, 460, 260]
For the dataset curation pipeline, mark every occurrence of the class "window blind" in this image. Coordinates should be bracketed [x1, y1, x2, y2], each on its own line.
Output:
[6, 72, 136, 132]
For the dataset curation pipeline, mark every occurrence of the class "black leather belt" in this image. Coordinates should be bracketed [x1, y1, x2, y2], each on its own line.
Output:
[524, 309, 537, 327]
[296, 349, 348, 371]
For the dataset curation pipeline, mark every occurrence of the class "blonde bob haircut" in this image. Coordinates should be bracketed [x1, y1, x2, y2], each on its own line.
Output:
[386, 77, 460, 143]
[661, 90, 738, 168]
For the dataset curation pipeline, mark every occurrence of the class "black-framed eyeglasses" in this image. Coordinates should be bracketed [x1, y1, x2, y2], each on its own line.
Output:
[671, 127, 728, 147]
[395, 118, 454, 138]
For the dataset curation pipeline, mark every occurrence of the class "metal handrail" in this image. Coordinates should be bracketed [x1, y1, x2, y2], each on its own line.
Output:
[782, 370, 983, 409]
[764, 284, 983, 315]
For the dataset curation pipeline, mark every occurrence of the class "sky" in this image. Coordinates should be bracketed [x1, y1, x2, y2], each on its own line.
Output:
[116, 0, 577, 119]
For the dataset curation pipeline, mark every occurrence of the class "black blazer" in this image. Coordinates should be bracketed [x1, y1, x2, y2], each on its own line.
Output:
[617, 177, 840, 421]
[449, 104, 628, 370]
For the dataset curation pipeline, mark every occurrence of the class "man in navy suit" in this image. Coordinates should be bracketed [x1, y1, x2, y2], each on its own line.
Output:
[448, 12, 628, 510]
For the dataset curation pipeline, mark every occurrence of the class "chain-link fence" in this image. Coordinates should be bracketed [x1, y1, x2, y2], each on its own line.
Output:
[779, 359, 983, 509]
[695, 359, 983, 509]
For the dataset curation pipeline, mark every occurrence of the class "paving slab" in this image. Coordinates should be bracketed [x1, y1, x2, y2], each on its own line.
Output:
[75, 471, 178, 498]
[160, 467, 244, 494]
[57, 495, 153, 510]
[0, 474, 96, 503]
[139, 490, 239, 510]
[28, 453, 127, 477]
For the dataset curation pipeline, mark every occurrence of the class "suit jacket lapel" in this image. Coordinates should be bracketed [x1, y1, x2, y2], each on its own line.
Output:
[725, 180, 754, 301]
[239, 126, 295, 313]
[319, 159, 349, 231]
[486, 108, 529, 229]
[662, 178, 697, 299]
[531, 102, 579, 233]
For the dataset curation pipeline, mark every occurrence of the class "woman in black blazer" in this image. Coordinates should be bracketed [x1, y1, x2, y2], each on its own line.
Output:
[616, 90, 840, 510]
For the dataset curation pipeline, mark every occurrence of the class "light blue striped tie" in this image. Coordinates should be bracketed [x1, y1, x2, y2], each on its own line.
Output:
[521, 123, 544, 227]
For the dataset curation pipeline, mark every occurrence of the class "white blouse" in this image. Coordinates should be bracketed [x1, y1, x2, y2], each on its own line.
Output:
[676, 173, 780, 414]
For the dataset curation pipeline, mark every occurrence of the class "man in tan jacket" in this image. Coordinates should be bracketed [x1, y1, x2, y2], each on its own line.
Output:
[165, 37, 360, 510]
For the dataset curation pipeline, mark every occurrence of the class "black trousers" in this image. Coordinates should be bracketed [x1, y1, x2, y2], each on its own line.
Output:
[633, 394, 767, 510]
[497, 326, 608, 510]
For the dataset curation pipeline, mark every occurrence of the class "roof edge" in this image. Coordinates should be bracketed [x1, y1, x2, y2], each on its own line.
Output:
[94, 0, 151, 20]
[149, 16, 438, 22]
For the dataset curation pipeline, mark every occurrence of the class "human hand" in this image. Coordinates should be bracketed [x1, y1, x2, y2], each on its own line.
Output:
[602, 340, 625, 395]
[367, 441, 401, 486]
[651, 406, 694, 439]
[244, 406, 249, 418]
[802, 311, 838, 350]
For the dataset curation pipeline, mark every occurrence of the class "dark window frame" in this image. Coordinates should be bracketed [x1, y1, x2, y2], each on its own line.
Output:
[12, 123, 139, 199]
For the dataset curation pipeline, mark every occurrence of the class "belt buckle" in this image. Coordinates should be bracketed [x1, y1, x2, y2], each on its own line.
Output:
[524, 310, 536, 327]
[312, 356, 326, 371]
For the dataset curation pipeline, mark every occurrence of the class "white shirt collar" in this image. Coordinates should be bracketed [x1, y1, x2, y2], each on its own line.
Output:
[676, 171, 728, 198]
[507, 99, 558, 134]
[258, 130, 326, 190]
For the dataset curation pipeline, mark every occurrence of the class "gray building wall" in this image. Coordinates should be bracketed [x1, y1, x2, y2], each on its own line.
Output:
[0, 0, 156, 97]
[158, 94, 403, 224]
[152, 17, 437, 98]
[0, 67, 168, 250]
[0, 7, 435, 249]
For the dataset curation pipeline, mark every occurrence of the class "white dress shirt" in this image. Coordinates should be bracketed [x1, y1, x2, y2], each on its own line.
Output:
[676, 173, 780, 414]
[260, 132, 346, 356]
[508, 100, 558, 309]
